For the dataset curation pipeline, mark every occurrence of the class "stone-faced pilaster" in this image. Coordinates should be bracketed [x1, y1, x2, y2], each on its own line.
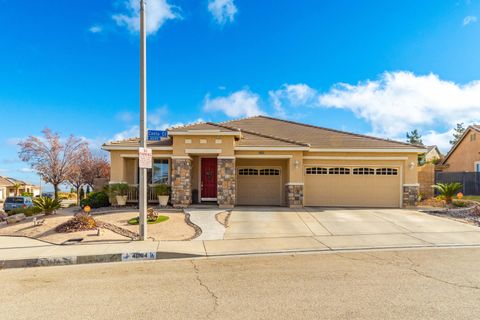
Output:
[171, 158, 192, 208]
[403, 185, 419, 208]
[217, 158, 236, 208]
[285, 183, 303, 208]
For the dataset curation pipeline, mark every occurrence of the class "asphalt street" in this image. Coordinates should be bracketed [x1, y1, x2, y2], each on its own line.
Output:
[1, 248, 480, 319]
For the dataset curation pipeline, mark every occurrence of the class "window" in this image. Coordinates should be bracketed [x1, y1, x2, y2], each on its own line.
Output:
[259, 168, 280, 176]
[353, 168, 375, 175]
[376, 168, 398, 176]
[305, 167, 328, 175]
[329, 167, 350, 175]
[471, 133, 477, 142]
[475, 162, 480, 172]
[238, 168, 258, 176]
[144, 159, 169, 184]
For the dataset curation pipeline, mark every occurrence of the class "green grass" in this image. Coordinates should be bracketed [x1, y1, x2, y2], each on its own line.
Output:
[459, 196, 480, 201]
[127, 215, 169, 225]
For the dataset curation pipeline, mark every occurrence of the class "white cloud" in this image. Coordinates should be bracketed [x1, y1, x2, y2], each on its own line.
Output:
[463, 15, 477, 26]
[148, 106, 169, 126]
[115, 111, 134, 122]
[269, 83, 317, 117]
[422, 129, 454, 153]
[113, 0, 181, 35]
[113, 125, 139, 141]
[203, 89, 263, 117]
[19, 168, 35, 173]
[89, 25, 103, 33]
[208, 0, 237, 25]
[317, 71, 480, 138]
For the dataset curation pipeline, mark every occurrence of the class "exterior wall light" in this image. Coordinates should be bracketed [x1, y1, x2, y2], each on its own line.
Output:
[294, 160, 300, 169]
[408, 161, 416, 170]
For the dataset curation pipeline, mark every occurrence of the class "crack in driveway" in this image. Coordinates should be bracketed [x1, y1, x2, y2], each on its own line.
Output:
[191, 260, 219, 319]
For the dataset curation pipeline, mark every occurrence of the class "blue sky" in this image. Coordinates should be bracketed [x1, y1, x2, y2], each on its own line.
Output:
[1, 0, 480, 187]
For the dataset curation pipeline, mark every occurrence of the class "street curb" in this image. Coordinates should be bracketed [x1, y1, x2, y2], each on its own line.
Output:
[2, 244, 480, 270]
[0, 251, 202, 270]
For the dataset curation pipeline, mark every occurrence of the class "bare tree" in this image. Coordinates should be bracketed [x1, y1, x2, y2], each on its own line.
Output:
[18, 128, 87, 199]
[82, 153, 110, 189]
[67, 144, 89, 204]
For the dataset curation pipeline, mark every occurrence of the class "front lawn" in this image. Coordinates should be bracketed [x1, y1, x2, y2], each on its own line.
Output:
[128, 215, 169, 225]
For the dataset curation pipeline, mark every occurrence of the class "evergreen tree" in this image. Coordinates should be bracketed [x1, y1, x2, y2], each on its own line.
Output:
[450, 123, 466, 146]
[86, 185, 91, 195]
[406, 129, 423, 145]
[79, 187, 85, 200]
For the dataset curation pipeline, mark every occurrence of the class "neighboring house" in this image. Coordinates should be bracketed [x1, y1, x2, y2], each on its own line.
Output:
[102, 116, 425, 209]
[0, 176, 41, 201]
[425, 145, 442, 163]
[442, 125, 480, 172]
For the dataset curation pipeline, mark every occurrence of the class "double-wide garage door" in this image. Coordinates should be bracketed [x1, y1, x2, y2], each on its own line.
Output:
[304, 166, 401, 208]
[237, 167, 282, 206]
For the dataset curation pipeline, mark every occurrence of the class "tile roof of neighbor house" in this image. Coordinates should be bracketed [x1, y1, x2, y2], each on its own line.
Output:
[0, 176, 30, 187]
[104, 115, 424, 150]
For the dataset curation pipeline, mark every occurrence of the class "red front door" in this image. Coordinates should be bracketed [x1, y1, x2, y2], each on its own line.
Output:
[201, 158, 218, 199]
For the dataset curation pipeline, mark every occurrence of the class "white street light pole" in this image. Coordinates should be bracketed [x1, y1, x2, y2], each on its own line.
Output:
[139, 0, 148, 240]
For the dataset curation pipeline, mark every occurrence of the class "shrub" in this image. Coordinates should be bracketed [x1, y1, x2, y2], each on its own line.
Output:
[80, 191, 110, 209]
[8, 206, 43, 217]
[33, 197, 62, 215]
[56, 213, 97, 233]
[21, 192, 33, 197]
[155, 184, 170, 196]
[433, 183, 463, 204]
[453, 200, 469, 208]
[108, 183, 129, 196]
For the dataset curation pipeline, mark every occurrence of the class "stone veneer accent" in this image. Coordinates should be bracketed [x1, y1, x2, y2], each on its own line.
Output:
[403, 185, 419, 207]
[217, 158, 236, 208]
[285, 184, 303, 208]
[171, 158, 192, 208]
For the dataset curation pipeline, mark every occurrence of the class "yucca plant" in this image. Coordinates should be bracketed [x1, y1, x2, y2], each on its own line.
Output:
[33, 196, 62, 215]
[433, 183, 463, 204]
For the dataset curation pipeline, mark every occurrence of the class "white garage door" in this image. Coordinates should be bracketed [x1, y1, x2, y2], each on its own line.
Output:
[237, 167, 282, 206]
[304, 166, 401, 208]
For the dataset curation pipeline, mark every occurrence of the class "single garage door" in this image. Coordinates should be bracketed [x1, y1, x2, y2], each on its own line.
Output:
[237, 167, 282, 205]
[304, 166, 401, 208]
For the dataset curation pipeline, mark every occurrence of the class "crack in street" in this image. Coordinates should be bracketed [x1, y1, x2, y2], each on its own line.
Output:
[191, 260, 219, 319]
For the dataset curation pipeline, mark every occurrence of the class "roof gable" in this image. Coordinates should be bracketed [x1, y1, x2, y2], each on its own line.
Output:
[443, 125, 480, 163]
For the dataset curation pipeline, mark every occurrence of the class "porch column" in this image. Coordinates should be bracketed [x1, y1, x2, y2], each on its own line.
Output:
[171, 157, 192, 208]
[285, 153, 304, 208]
[217, 157, 236, 209]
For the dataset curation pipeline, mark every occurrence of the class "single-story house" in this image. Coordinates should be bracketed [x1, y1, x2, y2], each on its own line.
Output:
[425, 145, 442, 163]
[442, 125, 480, 172]
[0, 176, 41, 201]
[102, 116, 425, 209]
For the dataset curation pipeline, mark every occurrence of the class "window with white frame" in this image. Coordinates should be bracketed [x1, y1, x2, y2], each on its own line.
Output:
[376, 168, 398, 176]
[329, 167, 350, 175]
[353, 168, 375, 175]
[305, 167, 328, 175]
[238, 168, 259, 176]
[259, 168, 280, 176]
[141, 159, 169, 184]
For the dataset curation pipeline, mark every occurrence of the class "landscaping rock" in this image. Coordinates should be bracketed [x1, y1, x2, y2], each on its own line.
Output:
[6, 214, 26, 224]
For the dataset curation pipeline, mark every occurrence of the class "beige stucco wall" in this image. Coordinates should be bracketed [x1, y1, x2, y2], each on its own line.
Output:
[444, 129, 480, 172]
[172, 135, 235, 156]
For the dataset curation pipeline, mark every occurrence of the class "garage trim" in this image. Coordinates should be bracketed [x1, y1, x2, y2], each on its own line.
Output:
[303, 164, 403, 208]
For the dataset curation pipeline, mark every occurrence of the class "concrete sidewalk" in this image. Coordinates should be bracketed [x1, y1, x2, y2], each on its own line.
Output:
[2, 229, 480, 269]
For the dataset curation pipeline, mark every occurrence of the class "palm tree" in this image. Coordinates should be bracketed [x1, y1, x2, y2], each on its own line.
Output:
[433, 183, 463, 204]
[12, 183, 22, 196]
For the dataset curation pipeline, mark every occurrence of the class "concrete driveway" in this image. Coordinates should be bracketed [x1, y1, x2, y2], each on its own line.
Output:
[223, 207, 480, 250]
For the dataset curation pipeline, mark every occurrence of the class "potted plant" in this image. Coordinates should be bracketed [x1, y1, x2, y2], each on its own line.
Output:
[155, 184, 170, 207]
[109, 183, 129, 206]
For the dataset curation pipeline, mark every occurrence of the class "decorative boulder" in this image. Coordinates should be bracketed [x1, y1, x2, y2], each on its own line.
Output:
[6, 213, 26, 224]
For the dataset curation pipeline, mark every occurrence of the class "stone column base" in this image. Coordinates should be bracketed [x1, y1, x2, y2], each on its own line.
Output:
[285, 184, 304, 207]
[217, 158, 236, 207]
[403, 184, 419, 208]
[171, 158, 192, 208]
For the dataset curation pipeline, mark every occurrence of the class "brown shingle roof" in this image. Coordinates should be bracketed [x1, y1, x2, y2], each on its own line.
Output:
[104, 116, 425, 150]
[0, 176, 13, 187]
[222, 116, 421, 149]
